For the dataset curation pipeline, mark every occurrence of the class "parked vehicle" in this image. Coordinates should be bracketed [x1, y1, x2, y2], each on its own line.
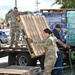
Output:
[0, 31, 9, 43]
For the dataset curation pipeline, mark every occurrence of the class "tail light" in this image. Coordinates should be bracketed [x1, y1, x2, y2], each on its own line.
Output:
[4, 35, 7, 38]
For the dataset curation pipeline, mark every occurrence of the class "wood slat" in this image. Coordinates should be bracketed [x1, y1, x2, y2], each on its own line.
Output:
[0, 66, 41, 75]
[20, 15, 50, 58]
[20, 15, 35, 57]
[27, 16, 40, 56]
[0, 68, 29, 75]
[32, 16, 44, 54]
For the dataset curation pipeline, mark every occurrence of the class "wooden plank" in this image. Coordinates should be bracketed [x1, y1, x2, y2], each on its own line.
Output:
[20, 16, 40, 57]
[0, 66, 41, 75]
[20, 16, 35, 57]
[36, 16, 47, 54]
[20, 15, 49, 58]
[21, 16, 39, 57]
[32, 16, 45, 54]
[31, 16, 44, 54]
[0, 68, 29, 75]
[26, 16, 40, 56]
[31, 16, 43, 55]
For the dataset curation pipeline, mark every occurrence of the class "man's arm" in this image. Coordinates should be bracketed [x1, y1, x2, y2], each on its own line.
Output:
[5, 13, 10, 24]
[18, 11, 29, 15]
[5, 9, 12, 24]
[53, 30, 67, 48]
[57, 39, 67, 48]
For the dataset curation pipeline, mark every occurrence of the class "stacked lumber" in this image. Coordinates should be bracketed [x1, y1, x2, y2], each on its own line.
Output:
[0, 68, 29, 75]
[0, 66, 41, 75]
[20, 15, 50, 58]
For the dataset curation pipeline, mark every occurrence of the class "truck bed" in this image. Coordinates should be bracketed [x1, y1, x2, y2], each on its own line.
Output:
[0, 44, 28, 52]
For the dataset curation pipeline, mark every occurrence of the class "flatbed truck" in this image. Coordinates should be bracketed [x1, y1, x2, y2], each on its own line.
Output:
[0, 44, 39, 66]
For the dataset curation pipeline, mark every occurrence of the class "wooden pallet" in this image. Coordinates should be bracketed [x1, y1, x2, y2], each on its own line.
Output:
[40, 9, 66, 13]
[20, 15, 50, 58]
[0, 66, 41, 75]
[40, 9, 75, 14]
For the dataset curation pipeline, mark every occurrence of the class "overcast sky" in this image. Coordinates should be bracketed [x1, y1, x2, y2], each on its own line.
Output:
[0, 0, 62, 19]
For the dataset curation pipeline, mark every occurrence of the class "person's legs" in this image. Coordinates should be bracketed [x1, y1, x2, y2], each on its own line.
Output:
[44, 59, 56, 75]
[39, 55, 45, 71]
[10, 28, 15, 47]
[54, 51, 63, 75]
[15, 28, 20, 47]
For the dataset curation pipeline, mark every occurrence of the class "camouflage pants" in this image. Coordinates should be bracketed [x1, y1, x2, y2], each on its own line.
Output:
[10, 27, 20, 45]
[44, 50, 57, 75]
[44, 57, 56, 75]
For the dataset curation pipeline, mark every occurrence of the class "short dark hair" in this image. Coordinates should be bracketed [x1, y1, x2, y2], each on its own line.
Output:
[14, 7, 18, 9]
[44, 28, 52, 35]
[55, 24, 61, 28]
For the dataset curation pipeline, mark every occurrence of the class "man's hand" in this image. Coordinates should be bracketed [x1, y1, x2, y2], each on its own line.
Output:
[28, 38, 37, 43]
[24, 35, 28, 39]
[16, 17, 21, 22]
[57, 40, 67, 48]
[63, 44, 67, 48]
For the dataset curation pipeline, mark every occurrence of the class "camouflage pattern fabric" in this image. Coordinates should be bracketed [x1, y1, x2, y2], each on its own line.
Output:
[10, 27, 20, 44]
[5, 10, 26, 45]
[36, 35, 57, 75]
[44, 50, 56, 75]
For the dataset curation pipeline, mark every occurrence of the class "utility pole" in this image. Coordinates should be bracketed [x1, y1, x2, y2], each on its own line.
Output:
[15, 0, 17, 7]
[35, 0, 40, 13]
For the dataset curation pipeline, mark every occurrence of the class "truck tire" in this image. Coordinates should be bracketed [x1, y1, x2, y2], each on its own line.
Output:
[8, 53, 16, 66]
[17, 53, 36, 66]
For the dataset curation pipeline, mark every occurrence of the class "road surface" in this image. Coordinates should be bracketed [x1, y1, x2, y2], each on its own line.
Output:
[0, 56, 75, 75]
[0, 56, 8, 68]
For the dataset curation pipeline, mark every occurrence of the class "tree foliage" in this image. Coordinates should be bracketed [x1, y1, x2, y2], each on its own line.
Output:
[0, 19, 5, 24]
[53, 0, 75, 8]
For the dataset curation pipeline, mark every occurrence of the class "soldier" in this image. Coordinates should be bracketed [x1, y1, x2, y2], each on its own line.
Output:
[32, 28, 58, 75]
[5, 7, 28, 47]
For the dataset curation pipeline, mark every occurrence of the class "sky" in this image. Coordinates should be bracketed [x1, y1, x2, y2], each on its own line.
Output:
[0, 0, 62, 19]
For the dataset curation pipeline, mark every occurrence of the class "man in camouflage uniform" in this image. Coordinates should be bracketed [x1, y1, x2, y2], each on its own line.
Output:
[5, 7, 27, 47]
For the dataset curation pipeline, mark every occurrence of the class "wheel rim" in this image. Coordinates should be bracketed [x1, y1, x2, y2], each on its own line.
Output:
[18, 56, 28, 66]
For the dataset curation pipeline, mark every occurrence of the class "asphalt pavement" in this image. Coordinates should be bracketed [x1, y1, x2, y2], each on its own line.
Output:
[0, 56, 75, 75]
[0, 56, 8, 68]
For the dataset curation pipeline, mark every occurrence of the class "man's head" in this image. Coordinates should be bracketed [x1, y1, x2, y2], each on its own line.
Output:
[55, 24, 61, 32]
[14, 7, 18, 13]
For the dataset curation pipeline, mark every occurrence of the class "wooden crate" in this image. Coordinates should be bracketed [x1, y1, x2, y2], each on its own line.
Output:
[0, 66, 41, 75]
[20, 15, 50, 58]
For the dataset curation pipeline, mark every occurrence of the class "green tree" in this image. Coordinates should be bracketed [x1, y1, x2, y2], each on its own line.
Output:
[52, 0, 75, 8]
[0, 19, 5, 24]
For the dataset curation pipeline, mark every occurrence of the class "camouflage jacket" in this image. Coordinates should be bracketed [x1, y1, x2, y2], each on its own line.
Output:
[5, 9, 27, 27]
[37, 35, 58, 59]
